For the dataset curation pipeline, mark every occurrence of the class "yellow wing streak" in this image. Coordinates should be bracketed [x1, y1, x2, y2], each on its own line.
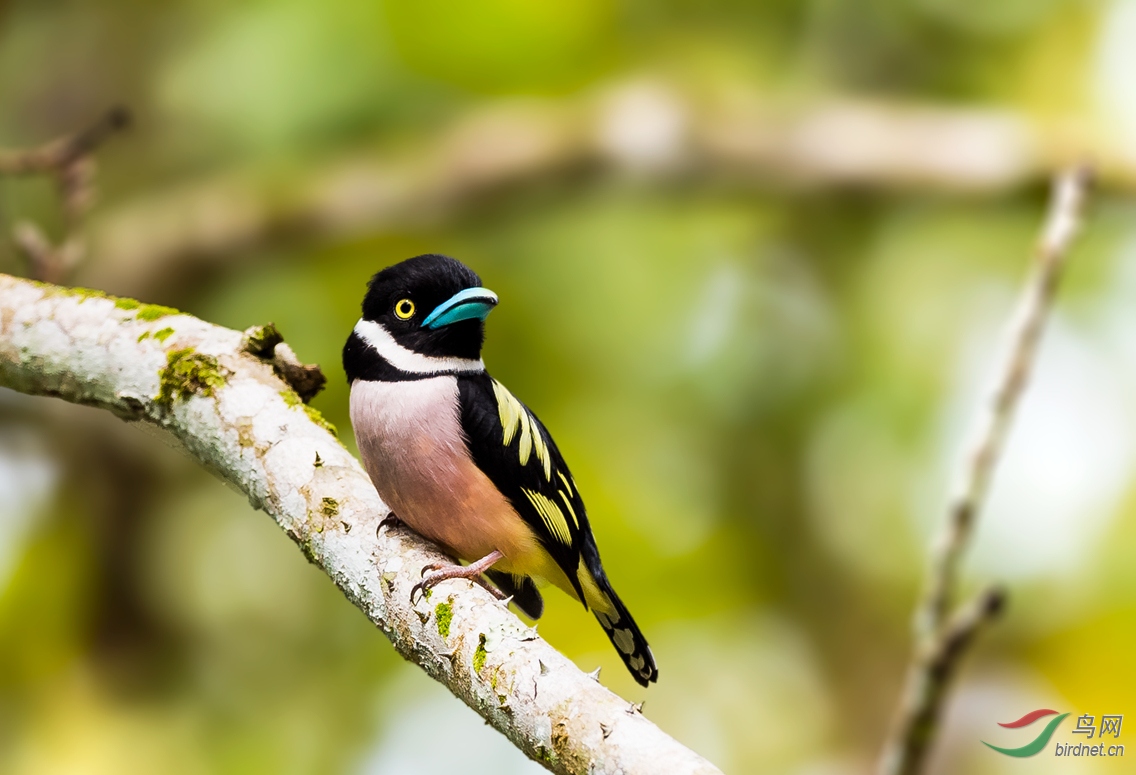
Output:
[518, 411, 532, 465]
[558, 490, 579, 528]
[493, 380, 522, 446]
[522, 488, 573, 545]
[533, 427, 551, 481]
[493, 379, 553, 481]
[557, 471, 573, 496]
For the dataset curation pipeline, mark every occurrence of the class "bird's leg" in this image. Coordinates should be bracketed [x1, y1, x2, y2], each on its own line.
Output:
[410, 550, 506, 602]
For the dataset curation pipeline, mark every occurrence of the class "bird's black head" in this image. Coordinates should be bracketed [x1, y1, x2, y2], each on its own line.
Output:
[344, 254, 498, 382]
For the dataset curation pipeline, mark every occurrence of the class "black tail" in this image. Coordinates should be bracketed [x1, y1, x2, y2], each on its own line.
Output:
[485, 570, 544, 620]
[591, 580, 658, 687]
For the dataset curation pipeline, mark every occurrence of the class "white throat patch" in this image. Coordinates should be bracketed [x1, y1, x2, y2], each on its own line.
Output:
[354, 319, 485, 375]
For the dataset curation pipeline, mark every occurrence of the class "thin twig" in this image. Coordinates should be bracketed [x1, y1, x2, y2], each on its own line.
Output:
[11, 220, 83, 285]
[878, 165, 1092, 775]
[0, 106, 130, 283]
[0, 106, 130, 176]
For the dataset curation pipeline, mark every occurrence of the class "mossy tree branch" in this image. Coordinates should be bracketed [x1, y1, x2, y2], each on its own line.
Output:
[0, 274, 720, 775]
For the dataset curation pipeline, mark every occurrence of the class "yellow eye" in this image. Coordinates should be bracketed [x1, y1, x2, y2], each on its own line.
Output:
[394, 299, 416, 320]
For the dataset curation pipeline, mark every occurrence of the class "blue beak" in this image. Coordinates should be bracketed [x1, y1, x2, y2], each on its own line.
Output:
[422, 287, 499, 329]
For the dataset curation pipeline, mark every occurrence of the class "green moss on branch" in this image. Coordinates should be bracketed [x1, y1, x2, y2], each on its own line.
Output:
[242, 323, 283, 357]
[435, 602, 453, 638]
[137, 304, 179, 321]
[473, 633, 488, 673]
[156, 348, 228, 406]
[279, 388, 337, 436]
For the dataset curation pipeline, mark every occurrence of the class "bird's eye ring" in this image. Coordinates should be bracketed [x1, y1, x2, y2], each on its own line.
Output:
[394, 299, 416, 320]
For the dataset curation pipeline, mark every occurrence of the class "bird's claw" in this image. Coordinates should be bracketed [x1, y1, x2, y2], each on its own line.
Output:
[409, 564, 454, 603]
[419, 561, 450, 578]
[376, 512, 404, 541]
[408, 559, 510, 604]
[377, 511, 403, 532]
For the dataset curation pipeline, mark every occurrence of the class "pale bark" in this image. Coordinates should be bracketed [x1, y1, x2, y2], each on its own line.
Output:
[0, 274, 721, 775]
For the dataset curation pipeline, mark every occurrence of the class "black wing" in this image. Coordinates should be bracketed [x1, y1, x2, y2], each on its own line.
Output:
[484, 569, 544, 620]
[458, 373, 658, 686]
[457, 373, 592, 599]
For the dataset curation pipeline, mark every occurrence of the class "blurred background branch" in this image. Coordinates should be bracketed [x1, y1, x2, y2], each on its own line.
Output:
[879, 166, 1092, 775]
[0, 106, 130, 177]
[80, 91, 1117, 299]
[0, 106, 130, 284]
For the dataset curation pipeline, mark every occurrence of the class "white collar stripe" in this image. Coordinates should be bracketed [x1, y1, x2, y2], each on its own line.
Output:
[353, 319, 485, 375]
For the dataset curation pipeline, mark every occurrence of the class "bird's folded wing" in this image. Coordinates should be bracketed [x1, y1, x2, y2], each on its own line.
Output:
[457, 374, 593, 601]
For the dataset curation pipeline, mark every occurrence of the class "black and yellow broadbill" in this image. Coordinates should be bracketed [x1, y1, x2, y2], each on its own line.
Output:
[343, 254, 657, 687]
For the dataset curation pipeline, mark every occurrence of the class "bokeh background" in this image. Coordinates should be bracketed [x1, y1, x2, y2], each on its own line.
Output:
[2, 1, 1136, 773]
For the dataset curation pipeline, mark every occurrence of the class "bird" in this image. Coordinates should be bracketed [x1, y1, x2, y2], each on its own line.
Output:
[343, 254, 657, 687]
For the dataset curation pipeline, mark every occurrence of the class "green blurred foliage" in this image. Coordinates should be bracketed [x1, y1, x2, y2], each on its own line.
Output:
[1, 1, 1135, 774]
[384, 0, 615, 93]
